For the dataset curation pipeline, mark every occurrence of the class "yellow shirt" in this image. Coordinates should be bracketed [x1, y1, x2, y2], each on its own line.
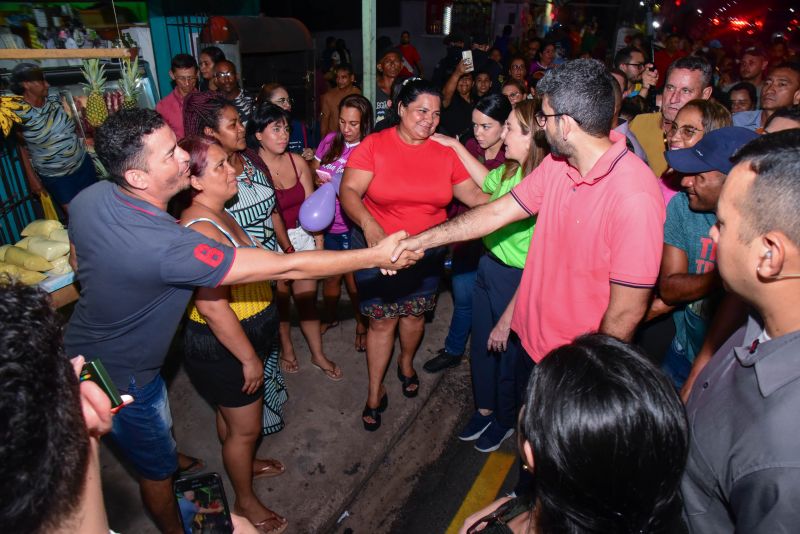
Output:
[629, 112, 668, 177]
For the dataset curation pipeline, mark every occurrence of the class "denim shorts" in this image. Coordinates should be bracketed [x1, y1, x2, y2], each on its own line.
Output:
[40, 154, 98, 205]
[110, 374, 178, 480]
[324, 230, 351, 251]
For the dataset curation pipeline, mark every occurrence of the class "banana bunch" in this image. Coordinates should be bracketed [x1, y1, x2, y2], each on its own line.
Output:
[0, 96, 30, 138]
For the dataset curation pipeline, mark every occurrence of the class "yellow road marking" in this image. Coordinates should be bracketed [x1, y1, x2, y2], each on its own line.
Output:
[444, 450, 516, 534]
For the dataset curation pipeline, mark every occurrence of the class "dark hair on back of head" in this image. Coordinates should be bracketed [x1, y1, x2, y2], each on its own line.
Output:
[183, 92, 233, 138]
[0, 281, 88, 533]
[474, 93, 512, 125]
[246, 102, 291, 150]
[95, 108, 166, 186]
[171, 53, 197, 71]
[765, 105, 800, 129]
[523, 334, 688, 534]
[199, 46, 225, 64]
[730, 129, 800, 245]
[536, 58, 615, 137]
[665, 55, 713, 89]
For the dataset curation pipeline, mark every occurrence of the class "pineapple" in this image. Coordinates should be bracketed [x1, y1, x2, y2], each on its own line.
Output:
[81, 59, 108, 128]
[119, 56, 141, 110]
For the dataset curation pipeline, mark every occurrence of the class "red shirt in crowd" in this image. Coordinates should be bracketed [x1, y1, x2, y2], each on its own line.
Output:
[156, 87, 196, 140]
[346, 127, 469, 236]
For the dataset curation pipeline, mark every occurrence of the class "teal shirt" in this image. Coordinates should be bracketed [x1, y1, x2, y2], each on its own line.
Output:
[481, 165, 535, 269]
[663, 192, 721, 362]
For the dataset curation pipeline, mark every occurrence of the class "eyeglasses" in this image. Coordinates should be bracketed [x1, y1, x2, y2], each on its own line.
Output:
[214, 72, 235, 79]
[272, 97, 294, 106]
[503, 91, 521, 99]
[174, 76, 198, 83]
[668, 124, 703, 139]
[535, 111, 580, 127]
[510, 64, 527, 70]
[623, 62, 646, 69]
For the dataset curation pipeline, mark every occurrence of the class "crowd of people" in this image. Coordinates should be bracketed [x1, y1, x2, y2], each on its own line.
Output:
[2, 21, 800, 534]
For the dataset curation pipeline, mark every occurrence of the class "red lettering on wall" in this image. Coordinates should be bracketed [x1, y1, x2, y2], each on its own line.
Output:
[194, 244, 224, 268]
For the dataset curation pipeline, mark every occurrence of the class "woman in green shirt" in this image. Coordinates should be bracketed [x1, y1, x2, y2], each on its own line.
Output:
[432, 99, 547, 452]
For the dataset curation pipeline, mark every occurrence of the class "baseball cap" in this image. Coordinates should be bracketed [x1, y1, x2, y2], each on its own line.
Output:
[742, 45, 767, 58]
[665, 126, 759, 175]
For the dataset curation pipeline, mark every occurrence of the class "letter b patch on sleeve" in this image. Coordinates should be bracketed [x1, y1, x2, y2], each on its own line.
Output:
[193, 243, 224, 268]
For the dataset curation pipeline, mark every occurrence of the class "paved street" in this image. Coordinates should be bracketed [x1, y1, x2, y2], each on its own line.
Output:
[100, 294, 500, 533]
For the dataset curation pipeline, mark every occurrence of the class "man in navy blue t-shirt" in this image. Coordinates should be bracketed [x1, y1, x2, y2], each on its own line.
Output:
[64, 109, 419, 533]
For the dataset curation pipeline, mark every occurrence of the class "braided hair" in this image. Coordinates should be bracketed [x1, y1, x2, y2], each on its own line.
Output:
[182, 91, 231, 138]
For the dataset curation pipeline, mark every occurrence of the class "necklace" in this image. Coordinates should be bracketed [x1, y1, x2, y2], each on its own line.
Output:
[262, 152, 283, 178]
[234, 153, 256, 188]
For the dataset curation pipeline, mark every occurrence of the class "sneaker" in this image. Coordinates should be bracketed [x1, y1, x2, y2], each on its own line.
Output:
[475, 421, 514, 453]
[423, 349, 462, 373]
[458, 411, 494, 441]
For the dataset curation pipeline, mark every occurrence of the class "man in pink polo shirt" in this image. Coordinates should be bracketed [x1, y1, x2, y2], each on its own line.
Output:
[393, 58, 665, 400]
[155, 53, 198, 140]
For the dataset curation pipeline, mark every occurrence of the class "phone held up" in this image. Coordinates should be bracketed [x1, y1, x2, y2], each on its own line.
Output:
[175, 472, 234, 534]
[80, 359, 129, 413]
[462, 50, 474, 73]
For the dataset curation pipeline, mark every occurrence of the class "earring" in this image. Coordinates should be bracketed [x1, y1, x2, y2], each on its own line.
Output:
[765, 250, 773, 259]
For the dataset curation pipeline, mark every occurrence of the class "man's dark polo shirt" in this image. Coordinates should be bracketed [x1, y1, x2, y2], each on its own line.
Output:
[682, 313, 800, 532]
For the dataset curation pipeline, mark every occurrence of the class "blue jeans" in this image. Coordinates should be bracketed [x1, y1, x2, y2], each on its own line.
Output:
[443, 242, 482, 355]
[470, 254, 523, 429]
[110, 374, 178, 480]
[661, 337, 693, 390]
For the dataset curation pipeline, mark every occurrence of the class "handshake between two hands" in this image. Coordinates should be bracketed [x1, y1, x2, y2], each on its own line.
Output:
[373, 231, 426, 275]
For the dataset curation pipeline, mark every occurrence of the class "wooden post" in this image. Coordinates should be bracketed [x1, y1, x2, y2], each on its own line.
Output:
[362, 0, 376, 107]
[0, 48, 137, 60]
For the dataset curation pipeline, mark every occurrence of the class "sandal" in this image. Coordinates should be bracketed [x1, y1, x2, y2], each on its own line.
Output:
[320, 320, 340, 335]
[252, 458, 285, 480]
[397, 366, 419, 398]
[311, 359, 344, 381]
[279, 357, 299, 374]
[354, 327, 367, 352]
[235, 507, 288, 534]
[362, 391, 388, 431]
[177, 453, 205, 475]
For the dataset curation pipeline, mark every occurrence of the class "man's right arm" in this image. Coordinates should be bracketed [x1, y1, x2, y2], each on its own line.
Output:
[392, 193, 529, 261]
[223, 231, 419, 285]
[659, 243, 721, 305]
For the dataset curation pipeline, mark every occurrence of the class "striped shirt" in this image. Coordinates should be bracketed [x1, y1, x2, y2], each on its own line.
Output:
[16, 95, 86, 177]
[226, 154, 278, 250]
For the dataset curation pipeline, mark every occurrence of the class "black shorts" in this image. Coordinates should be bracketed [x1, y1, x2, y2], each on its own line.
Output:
[183, 304, 278, 407]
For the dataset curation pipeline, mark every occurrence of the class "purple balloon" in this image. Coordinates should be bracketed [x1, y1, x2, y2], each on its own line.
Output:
[299, 182, 336, 232]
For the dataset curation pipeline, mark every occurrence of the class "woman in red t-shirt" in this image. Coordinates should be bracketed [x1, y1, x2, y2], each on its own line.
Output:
[341, 79, 489, 431]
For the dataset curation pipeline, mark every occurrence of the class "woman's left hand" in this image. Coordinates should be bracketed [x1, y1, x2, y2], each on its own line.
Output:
[301, 148, 315, 161]
[241, 356, 264, 394]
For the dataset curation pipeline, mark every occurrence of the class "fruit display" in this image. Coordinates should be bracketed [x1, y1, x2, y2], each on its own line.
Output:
[119, 56, 142, 110]
[80, 58, 109, 128]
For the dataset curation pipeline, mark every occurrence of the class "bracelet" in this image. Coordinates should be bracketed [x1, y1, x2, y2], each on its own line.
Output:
[284, 245, 295, 254]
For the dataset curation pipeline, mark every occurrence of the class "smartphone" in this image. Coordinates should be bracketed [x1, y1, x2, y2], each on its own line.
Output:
[462, 50, 474, 73]
[80, 359, 124, 410]
[174, 473, 233, 534]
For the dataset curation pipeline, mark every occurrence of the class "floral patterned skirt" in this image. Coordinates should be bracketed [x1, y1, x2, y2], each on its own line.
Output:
[351, 227, 446, 320]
